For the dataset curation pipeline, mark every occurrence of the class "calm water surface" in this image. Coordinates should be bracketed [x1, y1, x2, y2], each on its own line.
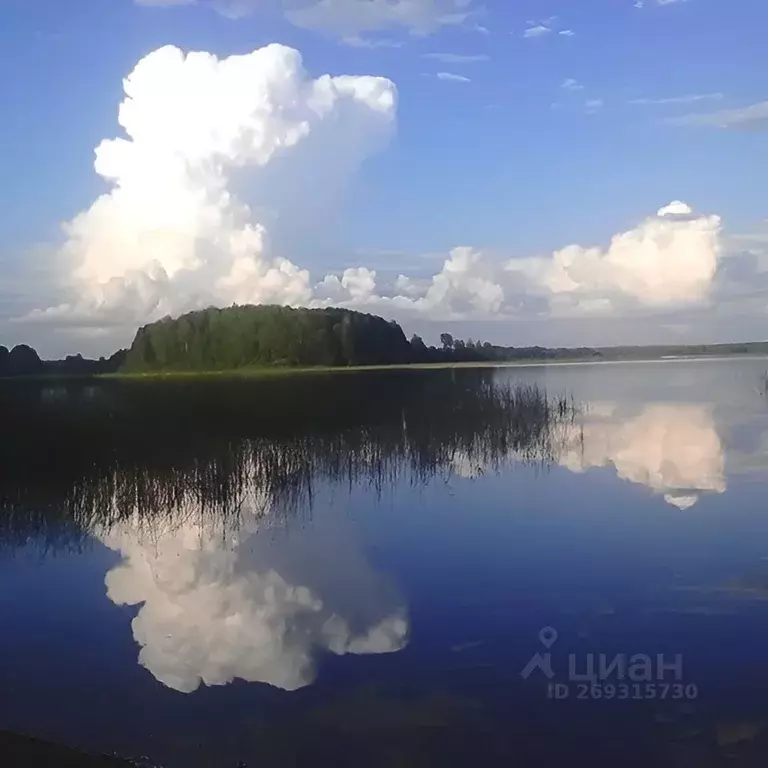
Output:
[2, 359, 768, 766]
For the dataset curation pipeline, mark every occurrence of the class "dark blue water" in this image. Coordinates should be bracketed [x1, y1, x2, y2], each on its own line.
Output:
[2, 359, 768, 766]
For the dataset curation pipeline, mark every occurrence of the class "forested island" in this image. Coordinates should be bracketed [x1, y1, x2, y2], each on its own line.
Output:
[3, 303, 768, 378]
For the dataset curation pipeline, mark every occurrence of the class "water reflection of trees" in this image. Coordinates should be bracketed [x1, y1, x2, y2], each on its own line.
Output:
[0, 371, 575, 547]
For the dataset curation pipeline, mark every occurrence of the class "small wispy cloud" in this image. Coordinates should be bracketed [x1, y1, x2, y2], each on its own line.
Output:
[524, 24, 551, 38]
[522, 17, 573, 38]
[422, 52, 490, 63]
[342, 36, 404, 49]
[435, 71, 472, 83]
[137, 0, 485, 37]
[630, 93, 722, 106]
[585, 99, 604, 113]
[562, 78, 584, 91]
[636, 0, 690, 7]
[666, 100, 768, 129]
[473, 23, 490, 35]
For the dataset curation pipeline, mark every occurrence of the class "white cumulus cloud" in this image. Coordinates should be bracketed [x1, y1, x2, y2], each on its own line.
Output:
[359, 201, 722, 322]
[508, 202, 722, 310]
[28, 44, 396, 329]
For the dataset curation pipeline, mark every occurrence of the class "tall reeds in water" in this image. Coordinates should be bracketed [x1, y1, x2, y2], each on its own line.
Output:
[0, 371, 579, 549]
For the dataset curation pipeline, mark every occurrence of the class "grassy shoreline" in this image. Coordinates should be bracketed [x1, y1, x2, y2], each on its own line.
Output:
[2, 352, 768, 383]
[103, 352, 768, 380]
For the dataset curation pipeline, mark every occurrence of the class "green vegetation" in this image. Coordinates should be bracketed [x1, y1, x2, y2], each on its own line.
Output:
[121, 305, 603, 373]
[123, 304, 768, 374]
[0, 372, 575, 547]
[4, 302, 768, 378]
[123, 305, 412, 372]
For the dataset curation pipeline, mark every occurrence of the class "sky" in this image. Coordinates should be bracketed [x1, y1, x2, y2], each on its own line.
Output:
[1, 0, 767, 357]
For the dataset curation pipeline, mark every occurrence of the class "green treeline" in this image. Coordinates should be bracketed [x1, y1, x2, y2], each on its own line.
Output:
[5, 303, 768, 378]
[123, 306, 414, 371]
[121, 305, 768, 373]
[122, 305, 599, 373]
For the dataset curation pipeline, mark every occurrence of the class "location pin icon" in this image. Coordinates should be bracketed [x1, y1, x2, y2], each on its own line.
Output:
[539, 627, 558, 649]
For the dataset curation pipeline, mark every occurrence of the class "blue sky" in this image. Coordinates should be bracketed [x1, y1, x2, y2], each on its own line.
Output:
[1, 0, 767, 356]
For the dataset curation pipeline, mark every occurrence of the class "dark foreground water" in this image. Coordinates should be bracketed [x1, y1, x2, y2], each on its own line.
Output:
[2, 359, 768, 767]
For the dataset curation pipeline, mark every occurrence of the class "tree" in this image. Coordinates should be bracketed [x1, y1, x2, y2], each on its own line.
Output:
[410, 334, 428, 362]
[440, 333, 454, 351]
[8, 344, 43, 376]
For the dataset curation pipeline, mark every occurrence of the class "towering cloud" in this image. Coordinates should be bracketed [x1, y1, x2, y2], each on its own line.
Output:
[33, 44, 395, 328]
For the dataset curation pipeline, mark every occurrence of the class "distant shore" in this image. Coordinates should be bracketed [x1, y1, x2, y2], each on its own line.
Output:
[100, 352, 768, 380]
[2, 351, 768, 383]
[0, 730, 132, 767]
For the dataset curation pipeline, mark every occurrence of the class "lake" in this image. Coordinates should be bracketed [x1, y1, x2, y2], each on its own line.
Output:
[2, 358, 768, 767]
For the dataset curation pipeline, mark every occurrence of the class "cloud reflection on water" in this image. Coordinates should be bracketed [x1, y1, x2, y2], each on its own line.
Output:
[559, 402, 726, 508]
[98, 495, 408, 693]
[449, 400, 727, 508]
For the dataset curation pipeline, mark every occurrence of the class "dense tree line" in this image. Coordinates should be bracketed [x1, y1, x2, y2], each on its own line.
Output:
[410, 331, 602, 365]
[122, 305, 604, 373]
[123, 306, 416, 371]
[0, 344, 125, 378]
[5, 302, 768, 378]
